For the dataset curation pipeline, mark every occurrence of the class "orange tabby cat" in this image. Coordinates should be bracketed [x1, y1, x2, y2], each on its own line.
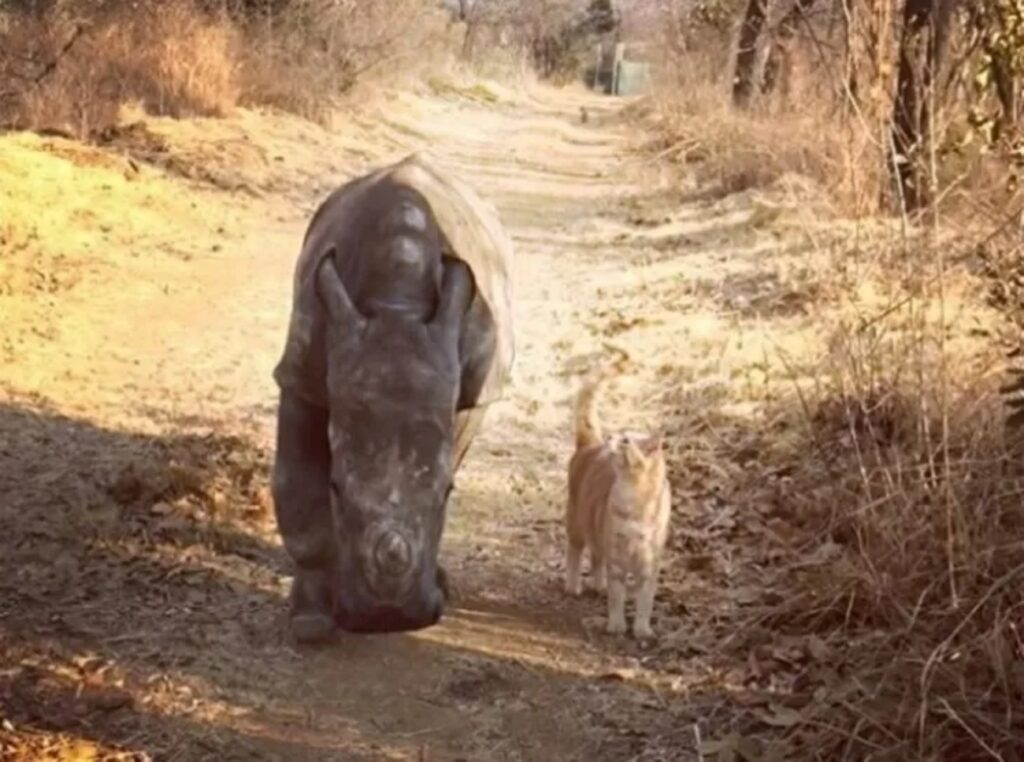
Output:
[565, 358, 671, 638]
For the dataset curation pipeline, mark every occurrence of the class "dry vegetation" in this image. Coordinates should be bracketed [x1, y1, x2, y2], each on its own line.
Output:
[3, 0, 1024, 759]
[0, 0, 456, 134]
[615, 0, 1024, 758]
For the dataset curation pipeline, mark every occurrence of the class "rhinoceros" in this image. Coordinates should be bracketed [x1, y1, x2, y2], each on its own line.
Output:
[271, 153, 514, 640]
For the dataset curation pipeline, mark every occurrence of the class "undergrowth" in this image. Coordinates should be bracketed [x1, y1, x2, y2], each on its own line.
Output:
[762, 271, 1024, 759]
[0, 0, 452, 136]
[645, 147, 1024, 757]
[627, 26, 1024, 751]
[636, 35, 1022, 225]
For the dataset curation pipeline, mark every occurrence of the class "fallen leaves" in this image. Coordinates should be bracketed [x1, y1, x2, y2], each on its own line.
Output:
[699, 733, 766, 762]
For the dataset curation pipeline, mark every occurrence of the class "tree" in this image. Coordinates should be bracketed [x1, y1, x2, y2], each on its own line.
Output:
[584, 0, 618, 34]
[970, 0, 1023, 140]
[889, 0, 955, 211]
[761, 0, 816, 96]
[733, 0, 769, 107]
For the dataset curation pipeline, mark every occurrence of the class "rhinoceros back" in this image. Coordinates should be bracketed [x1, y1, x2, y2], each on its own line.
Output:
[273, 153, 514, 412]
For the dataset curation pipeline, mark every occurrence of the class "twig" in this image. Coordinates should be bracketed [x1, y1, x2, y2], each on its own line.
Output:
[926, 71, 959, 616]
[937, 698, 1005, 761]
[796, 8, 880, 149]
[918, 562, 1024, 742]
[801, 717, 889, 752]
[692, 722, 704, 762]
[650, 137, 701, 162]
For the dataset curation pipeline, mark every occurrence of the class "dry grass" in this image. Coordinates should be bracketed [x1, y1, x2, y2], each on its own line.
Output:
[640, 194, 1024, 756]
[0, 0, 452, 136]
[237, 0, 454, 122]
[624, 43, 1024, 746]
[1, 2, 240, 136]
[638, 51, 889, 218]
[755, 275, 1024, 758]
[638, 35, 1022, 226]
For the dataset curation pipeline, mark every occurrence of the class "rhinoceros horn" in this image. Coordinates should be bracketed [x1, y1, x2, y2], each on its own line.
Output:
[431, 259, 473, 345]
[316, 251, 366, 333]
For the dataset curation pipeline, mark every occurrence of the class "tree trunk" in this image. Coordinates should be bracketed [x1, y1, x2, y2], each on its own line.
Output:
[889, 0, 954, 212]
[842, 0, 860, 108]
[733, 0, 769, 107]
[991, 52, 1020, 140]
[666, 0, 688, 59]
[762, 0, 816, 95]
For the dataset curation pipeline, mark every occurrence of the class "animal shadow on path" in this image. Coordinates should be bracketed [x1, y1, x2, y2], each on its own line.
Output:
[0, 402, 685, 761]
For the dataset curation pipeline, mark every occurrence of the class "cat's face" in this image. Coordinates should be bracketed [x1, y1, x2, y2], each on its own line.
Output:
[616, 433, 664, 482]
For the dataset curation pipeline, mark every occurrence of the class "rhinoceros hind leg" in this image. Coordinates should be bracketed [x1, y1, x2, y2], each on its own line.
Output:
[273, 391, 336, 640]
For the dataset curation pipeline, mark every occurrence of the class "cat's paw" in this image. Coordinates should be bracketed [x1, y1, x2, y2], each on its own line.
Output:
[565, 577, 583, 596]
[606, 617, 628, 636]
[632, 621, 655, 640]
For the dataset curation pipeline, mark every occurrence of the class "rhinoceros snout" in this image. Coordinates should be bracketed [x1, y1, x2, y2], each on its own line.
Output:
[332, 522, 443, 633]
[335, 576, 443, 633]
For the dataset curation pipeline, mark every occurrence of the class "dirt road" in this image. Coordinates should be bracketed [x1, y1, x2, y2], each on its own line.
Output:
[0, 80, 823, 760]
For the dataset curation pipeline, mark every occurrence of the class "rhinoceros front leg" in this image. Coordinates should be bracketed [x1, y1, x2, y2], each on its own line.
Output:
[272, 391, 336, 643]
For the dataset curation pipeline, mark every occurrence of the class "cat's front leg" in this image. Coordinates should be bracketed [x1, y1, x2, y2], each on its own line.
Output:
[565, 541, 584, 596]
[591, 551, 607, 592]
[606, 578, 628, 635]
[633, 574, 658, 639]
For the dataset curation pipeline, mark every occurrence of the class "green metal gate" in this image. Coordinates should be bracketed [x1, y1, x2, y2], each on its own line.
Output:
[590, 42, 649, 97]
[613, 60, 649, 96]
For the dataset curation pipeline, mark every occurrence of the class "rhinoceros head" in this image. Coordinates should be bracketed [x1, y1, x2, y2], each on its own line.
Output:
[315, 252, 471, 632]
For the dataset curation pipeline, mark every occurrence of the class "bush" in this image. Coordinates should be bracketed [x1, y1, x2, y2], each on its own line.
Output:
[0, 0, 450, 136]
[0, 1, 238, 135]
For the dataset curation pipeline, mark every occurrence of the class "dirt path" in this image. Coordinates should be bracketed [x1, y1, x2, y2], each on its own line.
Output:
[0, 80, 813, 760]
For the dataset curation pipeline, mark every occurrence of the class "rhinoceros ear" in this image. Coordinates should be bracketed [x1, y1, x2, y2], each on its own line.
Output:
[316, 252, 365, 330]
[431, 259, 473, 344]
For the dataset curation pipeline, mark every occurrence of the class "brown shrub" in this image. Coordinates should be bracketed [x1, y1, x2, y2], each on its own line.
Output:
[707, 238, 1024, 758]
[0, 1, 239, 136]
[0, 0, 451, 135]
[236, 0, 451, 122]
[631, 12, 1021, 222]
[638, 43, 890, 217]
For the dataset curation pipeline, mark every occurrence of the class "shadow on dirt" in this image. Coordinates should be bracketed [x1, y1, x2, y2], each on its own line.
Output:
[0, 401, 692, 760]
[0, 401, 297, 756]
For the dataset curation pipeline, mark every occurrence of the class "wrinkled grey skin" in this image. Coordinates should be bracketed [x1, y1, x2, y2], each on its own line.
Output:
[272, 174, 498, 640]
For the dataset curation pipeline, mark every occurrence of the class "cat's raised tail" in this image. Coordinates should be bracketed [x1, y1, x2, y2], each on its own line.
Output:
[574, 346, 630, 450]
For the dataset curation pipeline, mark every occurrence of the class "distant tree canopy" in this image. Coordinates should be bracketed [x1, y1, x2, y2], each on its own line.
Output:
[452, 0, 620, 81]
[530, 0, 621, 79]
[584, 0, 618, 34]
